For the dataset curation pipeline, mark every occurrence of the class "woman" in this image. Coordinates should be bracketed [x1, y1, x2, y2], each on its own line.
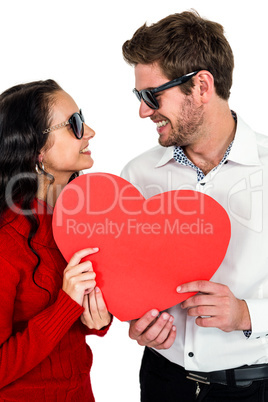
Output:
[0, 80, 112, 401]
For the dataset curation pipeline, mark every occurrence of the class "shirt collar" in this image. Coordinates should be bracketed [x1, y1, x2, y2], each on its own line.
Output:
[154, 114, 261, 169]
[227, 114, 261, 166]
[155, 146, 175, 168]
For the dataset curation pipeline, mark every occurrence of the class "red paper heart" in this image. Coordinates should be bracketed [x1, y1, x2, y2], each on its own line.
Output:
[52, 173, 231, 321]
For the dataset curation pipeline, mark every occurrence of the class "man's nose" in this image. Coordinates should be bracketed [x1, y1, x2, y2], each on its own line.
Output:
[139, 100, 155, 119]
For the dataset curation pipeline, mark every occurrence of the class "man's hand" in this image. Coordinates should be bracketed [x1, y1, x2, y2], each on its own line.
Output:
[129, 310, 176, 350]
[177, 280, 251, 332]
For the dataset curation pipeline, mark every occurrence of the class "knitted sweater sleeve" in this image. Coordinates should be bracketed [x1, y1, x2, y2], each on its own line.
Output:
[0, 256, 84, 389]
[79, 316, 113, 337]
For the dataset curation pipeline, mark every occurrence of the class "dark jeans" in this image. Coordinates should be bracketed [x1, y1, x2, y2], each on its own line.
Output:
[140, 347, 268, 402]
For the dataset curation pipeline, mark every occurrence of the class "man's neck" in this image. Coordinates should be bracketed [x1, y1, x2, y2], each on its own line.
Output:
[182, 108, 236, 175]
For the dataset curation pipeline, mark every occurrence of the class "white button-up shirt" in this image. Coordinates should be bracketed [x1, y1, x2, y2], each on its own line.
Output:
[121, 115, 268, 371]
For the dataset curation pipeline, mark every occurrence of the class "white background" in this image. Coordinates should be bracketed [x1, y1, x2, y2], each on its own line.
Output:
[1, 1, 267, 401]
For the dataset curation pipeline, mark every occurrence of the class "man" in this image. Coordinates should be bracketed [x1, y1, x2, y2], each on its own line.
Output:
[121, 10, 268, 402]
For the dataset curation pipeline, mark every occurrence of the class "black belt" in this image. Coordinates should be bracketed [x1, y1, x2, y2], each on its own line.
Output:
[148, 347, 268, 387]
[186, 364, 268, 386]
[187, 365, 268, 387]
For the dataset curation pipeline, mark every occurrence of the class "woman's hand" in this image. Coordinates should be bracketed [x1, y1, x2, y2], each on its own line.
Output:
[81, 287, 112, 330]
[62, 248, 98, 306]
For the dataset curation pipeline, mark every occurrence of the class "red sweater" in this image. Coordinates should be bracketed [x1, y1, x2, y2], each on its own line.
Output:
[0, 200, 110, 401]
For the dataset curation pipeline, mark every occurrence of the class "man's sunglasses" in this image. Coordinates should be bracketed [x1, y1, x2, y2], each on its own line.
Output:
[42, 110, 85, 139]
[133, 70, 200, 110]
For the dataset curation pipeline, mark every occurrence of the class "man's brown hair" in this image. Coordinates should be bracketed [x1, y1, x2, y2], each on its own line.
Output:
[122, 10, 234, 100]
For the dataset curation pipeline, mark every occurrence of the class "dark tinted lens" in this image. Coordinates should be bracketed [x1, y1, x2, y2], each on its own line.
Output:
[141, 90, 158, 109]
[70, 113, 84, 139]
[133, 88, 142, 101]
[80, 110, 85, 123]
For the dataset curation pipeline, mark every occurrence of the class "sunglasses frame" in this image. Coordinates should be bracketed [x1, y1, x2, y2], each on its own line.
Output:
[133, 70, 200, 110]
[42, 109, 85, 139]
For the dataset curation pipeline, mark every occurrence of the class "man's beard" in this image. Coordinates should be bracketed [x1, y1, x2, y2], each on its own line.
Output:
[159, 97, 204, 148]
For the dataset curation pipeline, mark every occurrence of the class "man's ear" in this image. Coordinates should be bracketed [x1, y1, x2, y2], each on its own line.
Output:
[196, 71, 214, 104]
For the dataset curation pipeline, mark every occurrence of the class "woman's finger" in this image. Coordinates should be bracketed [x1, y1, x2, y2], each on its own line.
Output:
[94, 287, 109, 318]
[81, 295, 93, 327]
[88, 289, 99, 318]
[67, 248, 99, 268]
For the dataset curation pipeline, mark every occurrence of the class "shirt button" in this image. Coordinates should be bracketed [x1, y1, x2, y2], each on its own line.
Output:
[188, 352, 194, 357]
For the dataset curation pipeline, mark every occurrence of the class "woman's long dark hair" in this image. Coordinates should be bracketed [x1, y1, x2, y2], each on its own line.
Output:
[0, 80, 67, 295]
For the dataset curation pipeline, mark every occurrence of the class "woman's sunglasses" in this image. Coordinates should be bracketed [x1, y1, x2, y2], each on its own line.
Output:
[42, 110, 85, 139]
[133, 71, 200, 110]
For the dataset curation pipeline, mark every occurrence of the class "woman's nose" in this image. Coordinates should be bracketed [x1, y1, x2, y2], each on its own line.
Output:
[84, 124, 95, 138]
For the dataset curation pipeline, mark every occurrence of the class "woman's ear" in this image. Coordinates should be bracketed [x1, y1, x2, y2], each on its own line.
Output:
[38, 152, 44, 163]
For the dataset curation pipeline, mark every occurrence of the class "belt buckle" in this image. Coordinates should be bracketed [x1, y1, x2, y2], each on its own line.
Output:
[187, 372, 210, 385]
